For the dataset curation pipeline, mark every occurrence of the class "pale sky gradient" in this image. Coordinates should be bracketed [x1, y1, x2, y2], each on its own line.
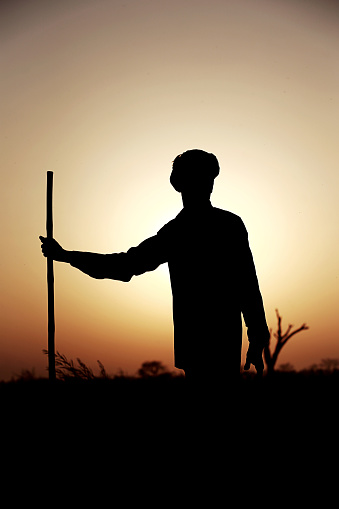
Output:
[1, 0, 339, 380]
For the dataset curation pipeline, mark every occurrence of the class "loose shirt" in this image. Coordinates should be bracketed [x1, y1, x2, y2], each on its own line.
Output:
[69, 204, 270, 372]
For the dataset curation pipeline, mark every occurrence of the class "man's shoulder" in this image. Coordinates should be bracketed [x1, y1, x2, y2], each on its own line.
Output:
[157, 207, 246, 236]
[157, 216, 177, 236]
[212, 207, 245, 226]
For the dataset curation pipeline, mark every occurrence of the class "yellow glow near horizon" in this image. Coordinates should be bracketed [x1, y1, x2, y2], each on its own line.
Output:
[1, 0, 339, 380]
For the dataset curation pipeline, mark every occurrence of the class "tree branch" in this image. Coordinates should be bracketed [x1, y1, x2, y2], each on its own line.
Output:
[264, 310, 309, 373]
[281, 323, 309, 346]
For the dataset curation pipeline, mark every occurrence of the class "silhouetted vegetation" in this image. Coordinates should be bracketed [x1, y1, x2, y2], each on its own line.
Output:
[264, 309, 309, 374]
[42, 349, 110, 380]
[40, 350, 175, 381]
[3, 350, 338, 389]
[5, 345, 339, 388]
[1, 352, 337, 446]
[1, 312, 337, 428]
[137, 360, 168, 378]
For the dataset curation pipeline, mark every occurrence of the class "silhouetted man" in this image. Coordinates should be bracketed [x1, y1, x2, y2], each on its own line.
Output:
[40, 149, 270, 384]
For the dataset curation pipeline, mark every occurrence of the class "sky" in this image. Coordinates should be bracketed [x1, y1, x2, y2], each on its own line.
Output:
[1, 0, 339, 380]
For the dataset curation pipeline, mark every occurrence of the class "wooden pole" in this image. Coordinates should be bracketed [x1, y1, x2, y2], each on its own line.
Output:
[46, 171, 56, 381]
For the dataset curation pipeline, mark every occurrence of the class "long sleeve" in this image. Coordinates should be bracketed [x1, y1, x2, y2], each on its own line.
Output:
[68, 234, 168, 282]
[238, 223, 270, 347]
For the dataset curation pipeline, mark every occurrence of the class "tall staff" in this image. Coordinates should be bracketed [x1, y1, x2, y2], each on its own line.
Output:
[46, 171, 56, 381]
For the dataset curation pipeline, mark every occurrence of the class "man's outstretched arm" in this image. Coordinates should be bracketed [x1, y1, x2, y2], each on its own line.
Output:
[39, 235, 166, 282]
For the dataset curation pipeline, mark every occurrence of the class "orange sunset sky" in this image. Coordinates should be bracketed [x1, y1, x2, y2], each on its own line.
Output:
[1, 0, 339, 380]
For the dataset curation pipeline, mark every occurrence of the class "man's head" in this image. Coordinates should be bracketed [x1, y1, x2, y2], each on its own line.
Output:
[170, 149, 220, 206]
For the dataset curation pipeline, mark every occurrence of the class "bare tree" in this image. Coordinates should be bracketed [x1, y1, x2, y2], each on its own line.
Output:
[264, 309, 309, 375]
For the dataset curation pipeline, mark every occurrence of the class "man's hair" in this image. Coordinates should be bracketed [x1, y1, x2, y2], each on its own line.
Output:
[170, 149, 220, 192]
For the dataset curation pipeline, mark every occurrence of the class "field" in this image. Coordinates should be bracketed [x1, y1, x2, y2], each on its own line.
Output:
[2, 370, 337, 500]
[2, 369, 337, 426]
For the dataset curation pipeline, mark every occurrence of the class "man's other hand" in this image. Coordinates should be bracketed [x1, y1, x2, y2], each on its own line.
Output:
[244, 343, 264, 375]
